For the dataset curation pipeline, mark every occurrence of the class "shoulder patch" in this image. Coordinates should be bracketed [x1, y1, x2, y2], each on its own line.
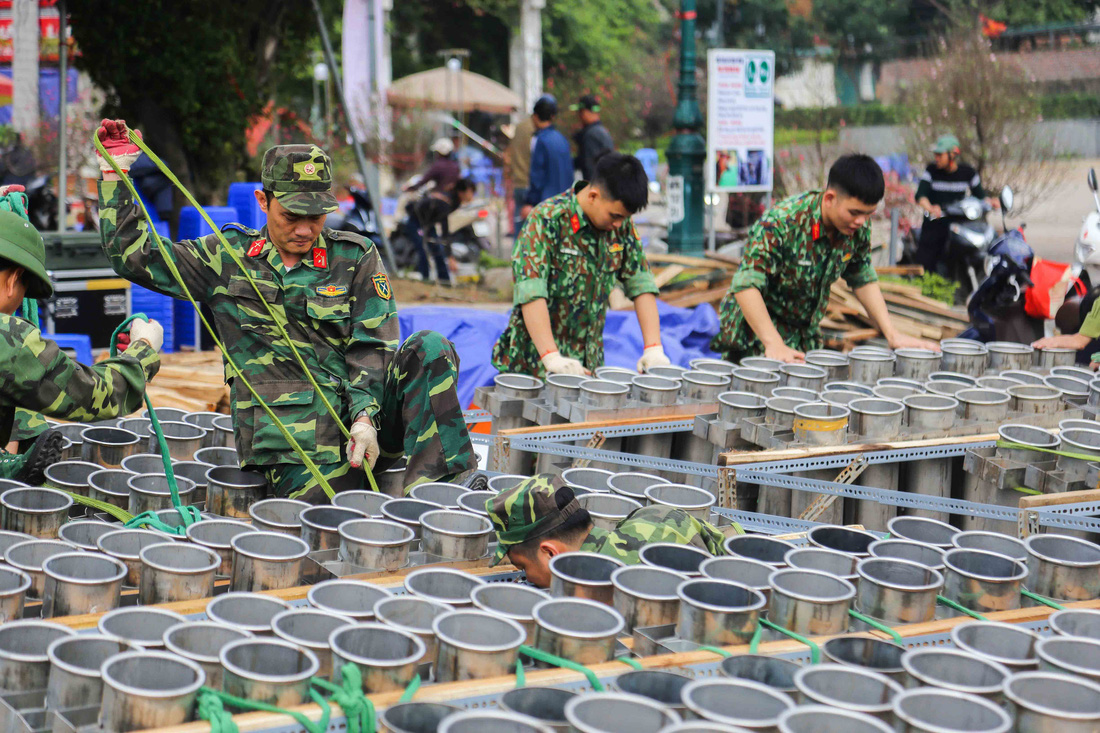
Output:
[372, 272, 392, 300]
[220, 222, 260, 237]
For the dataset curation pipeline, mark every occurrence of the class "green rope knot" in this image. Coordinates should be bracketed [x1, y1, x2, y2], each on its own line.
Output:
[197, 690, 239, 733]
[312, 664, 376, 733]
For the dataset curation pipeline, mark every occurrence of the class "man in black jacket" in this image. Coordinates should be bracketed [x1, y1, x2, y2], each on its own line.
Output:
[571, 95, 614, 182]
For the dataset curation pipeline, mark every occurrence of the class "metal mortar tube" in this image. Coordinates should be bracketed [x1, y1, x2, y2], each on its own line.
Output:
[955, 388, 1011, 423]
[419, 510, 492, 561]
[126, 474, 197, 514]
[773, 386, 819, 401]
[758, 396, 810, 518]
[432, 609, 526, 683]
[893, 348, 941, 381]
[548, 551, 623, 605]
[1004, 671, 1100, 733]
[638, 542, 711, 576]
[183, 411, 223, 449]
[408, 482, 469, 508]
[977, 375, 1022, 390]
[564, 692, 681, 733]
[470, 583, 550, 645]
[138, 542, 219, 604]
[0, 486, 72, 537]
[794, 664, 902, 721]
[1036, 636, 1100, 682]
[986, 341, 1034, 372]
[720, 654, 800, 694]
[699, 556, 774, 605]
[606, 471, 665, 503]
[680, 678, 795, 731]
[791, 402, 851, 525]
[403, 567, 485, 607]
[1024, 533, 1100, 602]
[1035, 346, 1077, 369]
[892, 688, 1012, 733]
[1045, 374, 1091, 402]
[951, 530, 1027, 561]
[299, 504, 368, 551]
[780, 363, 828, 391]
[643, 482, 714, 520]
[531, 597, 625, 667]
[206, 592, 290, 635]
[488, 374, 543, 475]
[46, 634, 137, 711]
[712, 392, 767, 476]
[329, 623, 425, 692]
[784, 547, 858, 584]
[1050, 608, 1100, 640]
[950, 621, 1040, 671]
[97, 607, 187, 649]
[940, 342, 989, 377]
[0, 620, 74, 691]
[0, 565, 28, 623]
[849, 352, 896, 384]
[806, 351, 851, 382]
[612, 669, 693, 717]
[439, 711, 556, 733]
[120, 452, 167, 475]
[381, 497, 445, 541]
[577, 493, 642, 531]
[170, 460, 214, 505]
[337, 518, 415, 571]
[41, 552, 127, 618]
[768, 569, 856, 637]
[219, 638, 319, 707]
[88, 468, 133, 509]
[1056, 428, 1100, 482]
[741, 356, 784, 371]
[807, 525, 876, 556]
[374, 595, 452, 667]
[202, 414, 234, 448]
[380, 702, 464, 733]
[271, 608, 354, 678]
[163, 622, 253, 691]
[44, 460, 107, 501]
[868, 539, 945, 571]
[853, 554, 941, 620]
[873, 384, 921, 400]
[901, 647, 1010, 702]
[731, 367, 781, 395]
[486, 474, 527, 493]
[1002, 369, 1045, 384]
[610, 565, 684, 634]
[674, 371, 731, 485]
[308, 579, 392, 620]
[823, 634, 908, 683]
[577, 379, 630, 471]
[676, 578, 766, 646]
[901, 394, 959, 521]
[375, 461, 408, 497]
[498, 687, 575, 733]
[248, 497, 308, 535]
[205, 466, 268, 518]
[144, 420, 207, 460]
[561, 467, 614, 493]
[186, 518, 256, 576]
[942, 548, 1027, 614]
[627, 375, 681, 473]
[99, 651, 205, 733]
[996, 424, 1059, 464]
[725, 534, 796, 567]
[55, 518, 112, 552]
[779, 705, 893, 733]
[887, 516, 958, 549]
[6, 539, 75, 600]
[53, 422, 89, 460]
[1090, 377, 1100, 407]
[455, 490, 494, 517]
[1052, 365, 1096, 380]
[96, 528, 175, 587]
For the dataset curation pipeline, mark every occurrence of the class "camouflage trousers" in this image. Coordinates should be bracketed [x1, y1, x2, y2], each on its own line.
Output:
[264, 330, 476, 502]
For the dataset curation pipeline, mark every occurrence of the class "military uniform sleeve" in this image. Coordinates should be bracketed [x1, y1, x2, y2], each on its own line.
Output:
[1079, 298, 1100, 339]
[842, 226, 878, 290]
[0, 315, 159, 422]
[728, 218, 780, 294]
[98, 180, 222, 300]
[345, 246, 400, 420]
[618, 222, 658, 299]
[511, 211, 552, 306]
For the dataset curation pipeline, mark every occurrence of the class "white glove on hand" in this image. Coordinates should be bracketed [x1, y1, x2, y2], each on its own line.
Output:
[128, 319, 164, 352]
[541, 351, 587, 376]
[348, 417, 379, 470]
[636, 344, 671, 373]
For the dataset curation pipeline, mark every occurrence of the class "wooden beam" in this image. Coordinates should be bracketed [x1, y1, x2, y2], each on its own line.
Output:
[720, 431, 999, 466]
[647, 252, 737, 269]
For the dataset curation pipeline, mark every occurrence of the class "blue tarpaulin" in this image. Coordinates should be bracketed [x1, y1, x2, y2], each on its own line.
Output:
[397, 301, 722, 409]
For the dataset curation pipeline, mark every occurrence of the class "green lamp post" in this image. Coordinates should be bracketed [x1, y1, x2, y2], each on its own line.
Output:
[665, 0, 706, 254]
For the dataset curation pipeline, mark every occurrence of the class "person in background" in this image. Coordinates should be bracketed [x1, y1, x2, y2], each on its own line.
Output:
[503, 111, 535, 235]
[414, 178, 477, 285]
[520, 95, 573, 220]
[571, 94, 614, 182]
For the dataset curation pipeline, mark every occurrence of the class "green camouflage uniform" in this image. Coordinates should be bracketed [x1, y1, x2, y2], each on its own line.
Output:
[0, 313, 159, 445]
[488, 473, 727, 566]
[712, 191, 878, 362]
[491, 182, 658, 377]
[99, 145, 475, 501]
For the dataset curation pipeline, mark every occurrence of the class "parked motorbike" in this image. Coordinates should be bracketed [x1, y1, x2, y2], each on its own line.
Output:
[388, 176, 492, 280]
[326, 185, 384, 248]
[24, 175, 58, 232]
[1071, 168, 1100, 289]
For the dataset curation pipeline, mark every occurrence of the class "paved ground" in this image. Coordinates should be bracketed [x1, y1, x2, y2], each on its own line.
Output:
[1012, 158, 1099, 263]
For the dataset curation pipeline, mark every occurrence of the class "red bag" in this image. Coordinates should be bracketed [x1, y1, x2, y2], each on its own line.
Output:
[1025, 257, 1085, 320]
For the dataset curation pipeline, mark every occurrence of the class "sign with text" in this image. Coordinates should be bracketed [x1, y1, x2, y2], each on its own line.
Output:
[706, 49, 775, 193]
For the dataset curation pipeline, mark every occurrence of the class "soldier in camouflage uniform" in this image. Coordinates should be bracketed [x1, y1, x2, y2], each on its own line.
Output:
[0, 207, 164, 481]
[487, 473, 732, 587]
[96, 120, 475, 502]
[491, 153, 673, 378]
[712, 155, 938, 363]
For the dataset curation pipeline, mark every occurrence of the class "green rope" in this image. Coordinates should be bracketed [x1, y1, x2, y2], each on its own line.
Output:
[696, 645, 733, 658]
[518, 645, 605, 692]
[848, 609, 904, 645]
[615, 656, 643, 670]
[312, 665, 376, 733]
[937, 595, 989, 621]
[57, 489, 133, 523]
[196, 690, 238, 733]
[95, 132, 379, 496]
[759, 619, 821, 664]
[398, 674, 421, 703]
[515, 658, 526, 688]
[996, 440, 1100, 463]
[197, 687, 331, 733]
[748, 620, 763, 653]
[1021, 589, 1066, 610]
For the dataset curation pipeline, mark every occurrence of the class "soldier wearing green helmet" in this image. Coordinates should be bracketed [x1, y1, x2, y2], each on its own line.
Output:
[486, 473, 734, 587]
[96, 120, 477, 502]
[0, 194, 165, 483]
[914, 133, 999, 271]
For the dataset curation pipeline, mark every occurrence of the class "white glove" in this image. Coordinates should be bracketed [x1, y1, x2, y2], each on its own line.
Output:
[541, 351, 587, 376]
[128, 319, 164, 352]
[637, 344, 671, 373]
[348, 417, 379, 470]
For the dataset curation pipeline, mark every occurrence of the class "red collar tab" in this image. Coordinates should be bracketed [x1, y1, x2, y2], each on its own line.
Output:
[811, 221, 820, 241]
[313, 247, 328, 269]
[246, 239, 266, 257]
[570, 213, 581, 234]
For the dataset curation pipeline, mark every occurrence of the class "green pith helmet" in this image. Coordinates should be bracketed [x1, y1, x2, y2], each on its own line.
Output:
[932, 134, 961, 154]
[0, 210, 52, 298]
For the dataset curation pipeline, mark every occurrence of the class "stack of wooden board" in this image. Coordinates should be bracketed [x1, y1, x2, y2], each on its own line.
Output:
[824, 273, 968, 347]
[96, 349, 229, 414]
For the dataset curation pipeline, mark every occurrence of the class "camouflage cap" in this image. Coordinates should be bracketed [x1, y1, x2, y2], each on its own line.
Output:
[487, 473, 583, 566]
[260, 144, 340, 216]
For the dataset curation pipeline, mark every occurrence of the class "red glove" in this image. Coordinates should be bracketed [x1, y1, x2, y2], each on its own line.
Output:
[96, 119, 142, 174]
[114, 332, 131, 352]
[0, 185, 25, 196]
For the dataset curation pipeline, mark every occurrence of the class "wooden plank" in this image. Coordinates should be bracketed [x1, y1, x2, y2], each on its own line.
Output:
[652, 265, 686, 289]
[647, 252, 737, 269]
[881, 291, 969, 323]
[704, 251, 741, 267]
[875, 265, 924, 276]
[1019, 488, 1100, 509]
[719, 431, 999, 466]
[662, 286, 729, 309]
[499, 412, 697, 438]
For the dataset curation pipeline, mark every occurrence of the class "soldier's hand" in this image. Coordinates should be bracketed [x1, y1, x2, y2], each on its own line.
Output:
[541, 351, 589, 376]
[0, 185, 25, 196]
[348, 417, 379, 471]
[887, 334, 941, 353]
[636, 344, 671, 373]
[1032, 333, 1091, 351]
[96, 119, 143, 175]
[128, 319, 164, 352]
[764, 343, 805, 364]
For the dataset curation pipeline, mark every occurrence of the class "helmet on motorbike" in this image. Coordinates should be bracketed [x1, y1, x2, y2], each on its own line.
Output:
[987, 230, 1034, 287]
[430, 138, 454, 157]
[932, 134, 960, 154]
